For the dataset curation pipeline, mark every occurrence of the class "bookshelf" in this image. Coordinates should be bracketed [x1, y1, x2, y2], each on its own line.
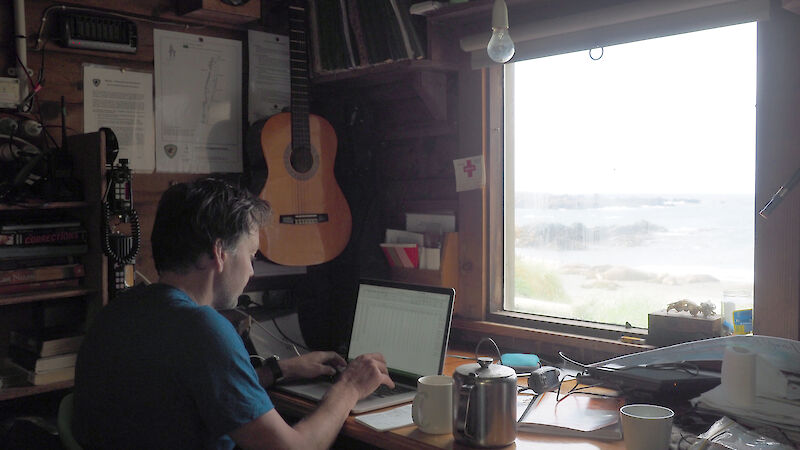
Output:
[0, 131, 108, 402]
[311, 59, 458, 85]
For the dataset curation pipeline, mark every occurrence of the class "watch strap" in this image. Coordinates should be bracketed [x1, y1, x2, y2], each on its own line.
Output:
[264, 355, 283, 381]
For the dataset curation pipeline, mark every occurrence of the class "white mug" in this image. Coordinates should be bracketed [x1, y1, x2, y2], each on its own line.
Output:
[620, 404, 674, 450]
[412, 375, 453, 434]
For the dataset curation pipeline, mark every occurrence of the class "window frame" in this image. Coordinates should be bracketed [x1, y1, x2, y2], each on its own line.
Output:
[451, 4, 800, 356]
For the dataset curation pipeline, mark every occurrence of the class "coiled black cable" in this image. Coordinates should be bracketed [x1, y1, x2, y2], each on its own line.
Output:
[101, 200, 141, 265]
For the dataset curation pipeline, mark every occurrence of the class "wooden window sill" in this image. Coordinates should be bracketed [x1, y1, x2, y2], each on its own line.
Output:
[450, 317, 653, 364]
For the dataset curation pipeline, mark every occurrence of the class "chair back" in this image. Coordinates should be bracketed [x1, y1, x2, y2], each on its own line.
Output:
[58, 392, 83, 450]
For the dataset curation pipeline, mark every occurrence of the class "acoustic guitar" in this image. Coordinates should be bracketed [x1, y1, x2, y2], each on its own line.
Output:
[258, 0, 351, 266]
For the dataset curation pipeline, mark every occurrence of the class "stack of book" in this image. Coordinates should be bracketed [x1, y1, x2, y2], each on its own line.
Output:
[308, 0, 426, 74]
[5, 326, 83, 385]
[0, 218, 87, 295]
[0, 261, 86, 295]
[0, 218, 88, 260]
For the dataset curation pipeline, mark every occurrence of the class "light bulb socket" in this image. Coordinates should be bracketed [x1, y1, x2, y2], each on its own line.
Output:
[492, 0, 509, 29]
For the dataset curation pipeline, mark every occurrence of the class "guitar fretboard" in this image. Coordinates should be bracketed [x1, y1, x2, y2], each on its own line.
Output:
[289, 1, 311, 152]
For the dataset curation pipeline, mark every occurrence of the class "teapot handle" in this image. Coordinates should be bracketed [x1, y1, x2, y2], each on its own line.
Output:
[474, 337, 502, 362]
[458, 384, 475, 439]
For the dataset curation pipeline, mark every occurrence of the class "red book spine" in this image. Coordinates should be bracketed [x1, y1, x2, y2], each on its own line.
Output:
[0, 264, 85, 286]
[0, 278, 80, 295]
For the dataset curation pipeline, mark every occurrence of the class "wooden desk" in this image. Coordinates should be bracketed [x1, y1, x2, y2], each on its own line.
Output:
[269, 354, 626, 449]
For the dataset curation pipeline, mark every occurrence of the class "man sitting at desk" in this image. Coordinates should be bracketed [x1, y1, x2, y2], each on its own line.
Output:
[73, 178, 394, 449]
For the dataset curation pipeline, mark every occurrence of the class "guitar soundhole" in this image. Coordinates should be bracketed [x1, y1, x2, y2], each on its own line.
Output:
[291, 145, 314, 174]
[284, 143, 319, 181]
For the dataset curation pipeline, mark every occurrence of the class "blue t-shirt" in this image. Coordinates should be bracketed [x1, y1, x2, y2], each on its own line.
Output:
[73, 283, 273, 449]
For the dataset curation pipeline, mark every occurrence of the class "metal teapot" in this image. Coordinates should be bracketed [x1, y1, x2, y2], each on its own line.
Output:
[452, 338, 517, 447]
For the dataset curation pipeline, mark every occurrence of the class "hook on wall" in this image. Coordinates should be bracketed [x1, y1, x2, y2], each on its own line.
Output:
[589, 46, 604, 60]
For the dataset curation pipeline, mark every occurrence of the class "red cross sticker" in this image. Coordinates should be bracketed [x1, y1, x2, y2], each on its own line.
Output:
[463, 159, 477, 177]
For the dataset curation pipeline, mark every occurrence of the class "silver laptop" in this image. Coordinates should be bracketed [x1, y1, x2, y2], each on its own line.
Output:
[276, 279, 455, 414]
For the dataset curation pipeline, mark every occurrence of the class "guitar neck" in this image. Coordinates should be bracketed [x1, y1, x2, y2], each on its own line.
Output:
[289, 0, 311, 151]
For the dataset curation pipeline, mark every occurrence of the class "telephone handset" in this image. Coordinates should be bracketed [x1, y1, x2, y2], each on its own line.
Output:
[100, 128, 140, 298]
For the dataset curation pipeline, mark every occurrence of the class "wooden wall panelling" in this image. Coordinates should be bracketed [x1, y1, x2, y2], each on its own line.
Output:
[176, 0, 262, 25]
[378, 138, 454, 180]
[4, 0, 247, 153]
[381, 178, 458, 226]
[413, 71, 448, 121]
[455, 68, 485, 320]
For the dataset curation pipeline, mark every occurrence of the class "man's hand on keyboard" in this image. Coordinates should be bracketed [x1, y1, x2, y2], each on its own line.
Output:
[337, 353, 395, 400]
[280, 351, 347, 381]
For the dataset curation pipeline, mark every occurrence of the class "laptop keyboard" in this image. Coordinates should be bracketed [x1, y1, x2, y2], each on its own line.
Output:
[372, 383, 413, 398]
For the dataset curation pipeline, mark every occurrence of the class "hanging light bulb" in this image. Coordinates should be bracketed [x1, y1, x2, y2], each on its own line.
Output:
[487, 0, 515, 63]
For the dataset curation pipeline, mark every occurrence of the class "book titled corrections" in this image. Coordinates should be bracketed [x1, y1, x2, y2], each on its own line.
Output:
[0, 227, 87, 246]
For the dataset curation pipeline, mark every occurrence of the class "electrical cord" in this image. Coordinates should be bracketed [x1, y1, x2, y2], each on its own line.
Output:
[555, 373, 614, 402]
[271, 316, 310, 353]
[134, 270, 151, 285]
[14, 54, 40, 111]
[233, 307, 302, 357]
[558, 351, 590, 369]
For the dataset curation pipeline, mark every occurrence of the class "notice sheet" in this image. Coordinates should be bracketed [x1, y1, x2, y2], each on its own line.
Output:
[247, 30, 290, 124]
[83, 65, 155, 172]
[154, 29, 242, 173]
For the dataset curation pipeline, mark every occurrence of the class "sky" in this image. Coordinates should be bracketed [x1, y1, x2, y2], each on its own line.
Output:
[512, 22, 757, 195]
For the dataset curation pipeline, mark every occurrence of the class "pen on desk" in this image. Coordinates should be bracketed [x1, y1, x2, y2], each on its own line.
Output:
[517, 393, 538, 423]
[446, 354, 475, 360]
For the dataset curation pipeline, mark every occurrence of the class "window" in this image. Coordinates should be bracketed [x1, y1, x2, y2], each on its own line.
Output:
[500, 23, 756, 331]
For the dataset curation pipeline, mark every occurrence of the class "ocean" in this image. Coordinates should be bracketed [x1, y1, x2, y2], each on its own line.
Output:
[515, 194, 754, 283]
[510, 194, 754, 327]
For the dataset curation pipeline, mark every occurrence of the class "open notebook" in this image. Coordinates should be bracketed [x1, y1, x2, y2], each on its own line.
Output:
[275, 279, 455, 414]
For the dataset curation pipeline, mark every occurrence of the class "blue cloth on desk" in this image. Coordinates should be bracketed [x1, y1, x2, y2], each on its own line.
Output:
[73, 283, 273, 449]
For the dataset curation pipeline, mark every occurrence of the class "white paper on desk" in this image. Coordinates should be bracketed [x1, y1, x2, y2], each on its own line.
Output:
[247, 30, 289, 123]
[695, 384, 800, 430]
[154, 29, 242, 173]
[354, 404, 414, 431]
[83, 64, 155, 172]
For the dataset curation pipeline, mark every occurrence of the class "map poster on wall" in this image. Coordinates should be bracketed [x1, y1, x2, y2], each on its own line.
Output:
[83, 64, 155, 173]
[154, 30, 242, 173]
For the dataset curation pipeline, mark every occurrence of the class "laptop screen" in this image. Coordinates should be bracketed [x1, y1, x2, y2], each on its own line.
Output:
[346, 279, 455, 381]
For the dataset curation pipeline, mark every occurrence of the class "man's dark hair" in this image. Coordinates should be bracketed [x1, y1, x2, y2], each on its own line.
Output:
[151, 178, 270, 274]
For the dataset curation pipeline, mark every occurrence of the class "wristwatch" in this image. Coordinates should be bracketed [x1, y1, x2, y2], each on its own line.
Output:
[264, 355, 283, 381]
